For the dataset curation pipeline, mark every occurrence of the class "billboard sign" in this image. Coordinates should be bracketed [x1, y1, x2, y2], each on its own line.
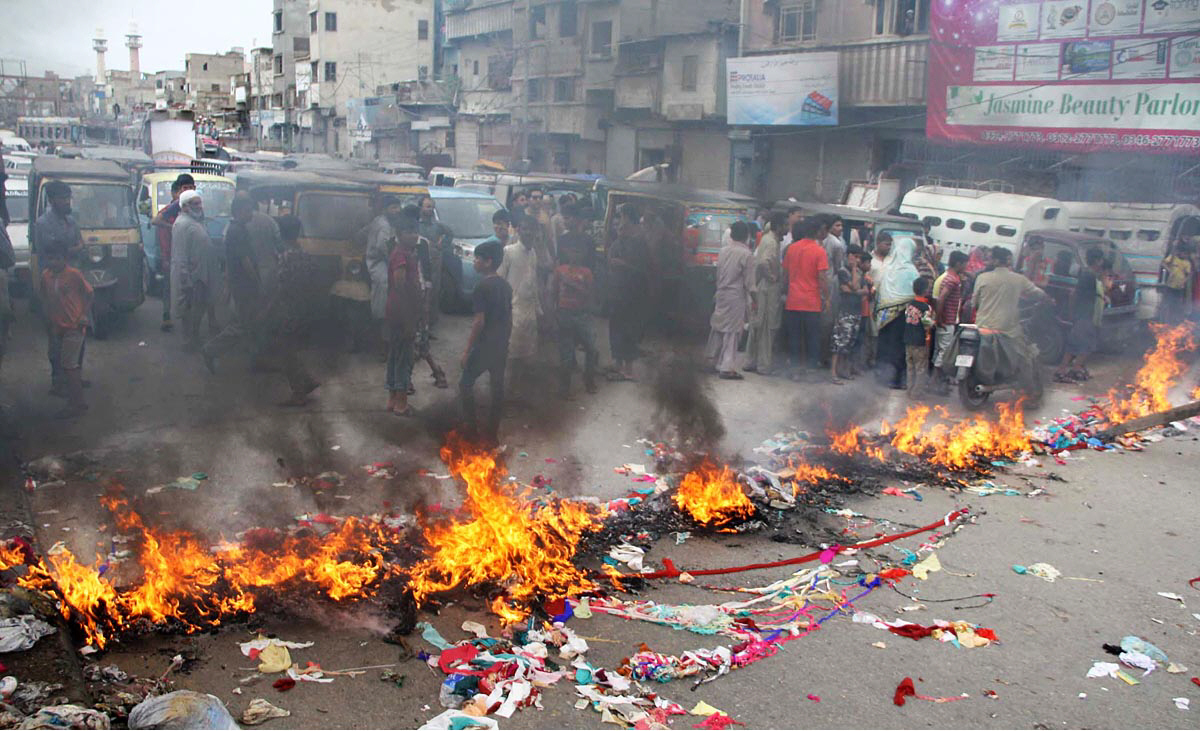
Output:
[928, 1, 1200, 153]
[726, 52, 838, 126]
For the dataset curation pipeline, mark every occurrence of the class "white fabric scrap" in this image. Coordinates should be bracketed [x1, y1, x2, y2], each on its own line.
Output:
[1087, 661, 1120, 679]
[238, 636, 314, 657]
[1173, 698, 1190, 711]
[608, 543, 647, 573]
[418, 709, 498, 730]
[0, 616, 57, 653]
[1120, 651, 1157, 676]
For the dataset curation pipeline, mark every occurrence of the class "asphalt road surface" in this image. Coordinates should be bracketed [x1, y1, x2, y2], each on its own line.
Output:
[1, 293, 1197, 729]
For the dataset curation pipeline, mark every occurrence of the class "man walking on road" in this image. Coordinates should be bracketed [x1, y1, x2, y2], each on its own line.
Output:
[171, 190, 220, 352]
[201, 195, 282, 373]
[460, 240, 511, 444]
[746, 212, 785, 376]
[151, 174, 195, 332]
[706, 222, 754, 380]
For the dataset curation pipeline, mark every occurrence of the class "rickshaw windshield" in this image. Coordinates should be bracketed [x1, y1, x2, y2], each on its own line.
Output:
[434, 197, 502, 239]
[686, 210, 745, 251]
[296, 193, 372, 240]
[64, 184, 138, 229]
[156, 180, 236, 217]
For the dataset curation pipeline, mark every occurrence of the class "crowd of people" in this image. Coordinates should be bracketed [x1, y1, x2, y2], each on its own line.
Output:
[702, 207, 1132, 407]
[3, 168, 1196, 434]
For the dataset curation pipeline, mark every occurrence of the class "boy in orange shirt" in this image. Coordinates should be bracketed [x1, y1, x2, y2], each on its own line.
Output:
[40, 245, 94, 417]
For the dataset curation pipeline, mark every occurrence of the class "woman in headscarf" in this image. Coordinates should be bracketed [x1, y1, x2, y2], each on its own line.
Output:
[874, 235, 919, 389]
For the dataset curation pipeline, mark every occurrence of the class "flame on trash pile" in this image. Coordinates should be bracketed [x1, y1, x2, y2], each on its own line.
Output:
[673, 460, 754, 528]
[825, 402, 1030, 471]
[407, 436, 602, 624]
[0, 488, 401, 649]
[1106, 323, 1195, 423]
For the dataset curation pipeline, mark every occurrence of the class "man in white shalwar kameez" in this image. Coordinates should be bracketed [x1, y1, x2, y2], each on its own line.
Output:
[706, 222, 755, 379]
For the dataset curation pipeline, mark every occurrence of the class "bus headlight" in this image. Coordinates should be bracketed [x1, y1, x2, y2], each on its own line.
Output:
[88, 246, 106, 264]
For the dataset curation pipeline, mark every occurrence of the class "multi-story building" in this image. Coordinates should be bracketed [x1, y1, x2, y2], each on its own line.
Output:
[270, 0, 310, 148]
[154, 70, 186, 109]
[295, 0, 436, 155]
[444, 0, 516, 166]
[0, 68, 87, 124]
[184, 49, 246, 119]
[740, 0, 930, 202]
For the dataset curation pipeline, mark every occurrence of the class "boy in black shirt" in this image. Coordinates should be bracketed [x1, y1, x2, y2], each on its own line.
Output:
[903, 276, 935, 398]
[460, 240, 512, 443]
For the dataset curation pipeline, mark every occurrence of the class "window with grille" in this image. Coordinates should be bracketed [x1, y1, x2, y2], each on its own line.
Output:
[527, 78, 542, 102]
[681, 55, 698, 91]
[591, 21, 612, 56]
[559, 1, 577, 37]
[325, 12, 337, 31]
[554, 77, 575, 101]
[274, 11, 282, 33]
[530, 5, 547, 40]
[309, 11, 317, 32]
[418, 19, 429, 40]
[778, 0, 816, 43]
[324, 61, 336, 82]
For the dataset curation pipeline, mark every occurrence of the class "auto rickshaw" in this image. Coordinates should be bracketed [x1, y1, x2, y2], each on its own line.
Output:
[28, 157, 145, 337]
[137, 171, 236, 295]
[234, 169, 375, 347]
[599, 181, 751, 333]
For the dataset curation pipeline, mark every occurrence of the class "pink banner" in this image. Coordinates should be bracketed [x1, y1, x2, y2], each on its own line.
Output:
[928, 1, 1200, 154]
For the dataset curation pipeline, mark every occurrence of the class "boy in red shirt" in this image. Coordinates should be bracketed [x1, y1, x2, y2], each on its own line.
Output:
[549, 240, 598, 398]
[782, 217, 829, 377]
[40, 245, 94, 417]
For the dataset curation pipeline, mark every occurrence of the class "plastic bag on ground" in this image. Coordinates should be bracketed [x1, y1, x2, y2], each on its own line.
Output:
[418, 709, 499, 730]
[0, 616, 57, 653]
[16, 704, 111, 729]
[240, 699, 289, 726]
[127, 690, 239, 730]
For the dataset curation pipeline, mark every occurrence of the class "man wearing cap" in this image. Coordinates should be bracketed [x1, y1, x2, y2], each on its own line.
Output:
[171, 189, 220, 351]
[151, 173, 195, 332]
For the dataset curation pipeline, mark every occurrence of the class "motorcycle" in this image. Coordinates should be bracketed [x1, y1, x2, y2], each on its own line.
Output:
[948, 324, 1042, 411]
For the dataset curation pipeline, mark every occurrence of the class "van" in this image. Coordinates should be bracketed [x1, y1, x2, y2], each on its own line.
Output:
[430, 186, 505, 310]
[1060, 202, 1200, 320]
[899, 182, 1071, 263]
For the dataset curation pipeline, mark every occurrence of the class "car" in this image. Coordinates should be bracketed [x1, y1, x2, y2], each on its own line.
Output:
[429, 186, 505, 312]
[4, 177, 30, 294]
[137, 171, 235, 295]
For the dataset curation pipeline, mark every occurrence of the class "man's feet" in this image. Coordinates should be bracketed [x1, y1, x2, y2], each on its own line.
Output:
[743, 365, 758, 374]
[584, 378, 598, 395]
[432, 370, 449, 389]
[161, 319, 174, 333]
[49, 384, 68, 398]
[718, 371, 744, 380]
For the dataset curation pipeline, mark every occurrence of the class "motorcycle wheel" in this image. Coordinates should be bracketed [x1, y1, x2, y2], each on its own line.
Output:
[958, 372, 991, 411]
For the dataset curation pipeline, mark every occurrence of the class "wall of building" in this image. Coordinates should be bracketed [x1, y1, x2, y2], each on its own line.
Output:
[660, 36, 721, 121]
[307, 0, 435, 155]
[678, 128, 730, 189]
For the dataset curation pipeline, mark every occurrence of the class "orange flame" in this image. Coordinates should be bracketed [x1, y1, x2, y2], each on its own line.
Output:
[828, 426, 861, 455]
[674, 460, 754, 527]
[0, 488, 403, 649]
[407, 438, 601, 624]
[1106, 323, 1195, 423]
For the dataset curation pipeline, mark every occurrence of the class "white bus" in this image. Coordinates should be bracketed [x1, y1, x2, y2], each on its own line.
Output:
[899, 182, 1071, 263]
[1062, 202, 1200, 320]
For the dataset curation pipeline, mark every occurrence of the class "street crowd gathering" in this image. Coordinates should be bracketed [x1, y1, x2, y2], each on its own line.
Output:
[4, 171, 1200, 437]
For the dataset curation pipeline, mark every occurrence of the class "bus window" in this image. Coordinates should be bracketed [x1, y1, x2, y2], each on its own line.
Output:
[945, 219, 965, 230]
[1083, 227, 1105, 237]
[1108, 229, 1132, 241]
[1137, 229, 1160, 242]
[922, 216, 942, 227]
[969, 222, 990, 233]
[1044, 207, 1060, 220]
[996, 225, 1017, 237]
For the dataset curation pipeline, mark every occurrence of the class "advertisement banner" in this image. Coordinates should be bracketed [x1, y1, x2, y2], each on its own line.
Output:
[928, 1, 1200, 153]
[726, 51, 838, 126]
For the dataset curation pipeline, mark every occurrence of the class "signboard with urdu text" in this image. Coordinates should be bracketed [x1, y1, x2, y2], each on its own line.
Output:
[726, 52, 839, 126]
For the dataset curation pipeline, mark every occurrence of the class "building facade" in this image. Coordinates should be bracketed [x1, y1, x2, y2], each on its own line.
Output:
[294, 0, 437, 155]
[739, 0, 930, 203]
[184, 49, 246, 119]
[444, 0, 516, 166]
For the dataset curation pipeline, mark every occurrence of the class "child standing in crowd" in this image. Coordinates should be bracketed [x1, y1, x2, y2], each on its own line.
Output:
[40, 245, 94, 418]
[549, 240, 599, 398]
[903, 276, 935, 398]
[831, 245, 869, 383]
[1161, 240, 1193, 324]
[855, 250, 874, 372]
[932, 250, 968, 391]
